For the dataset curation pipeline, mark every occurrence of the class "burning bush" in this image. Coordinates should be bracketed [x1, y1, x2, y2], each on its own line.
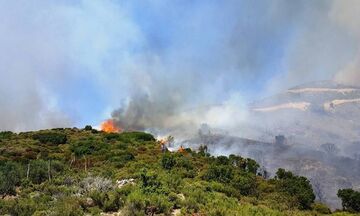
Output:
[101, 120, 121, 133]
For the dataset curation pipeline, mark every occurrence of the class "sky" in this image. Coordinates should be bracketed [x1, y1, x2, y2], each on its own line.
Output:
[0, 0, 359, 131]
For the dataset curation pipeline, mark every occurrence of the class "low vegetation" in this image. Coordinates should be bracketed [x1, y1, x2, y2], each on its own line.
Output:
[0, 128, 358, 215]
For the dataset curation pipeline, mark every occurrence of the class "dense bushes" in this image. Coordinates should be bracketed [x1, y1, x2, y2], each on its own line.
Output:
[0, 131, 14, 140]
[337, 188, 360, 212]
[161, 153, 177, 170]
[0, 128, 340, 215]
[275, 168, 315, 210]
[84, 125, 92, 131]
[140, 169, 162, 194]
[203, 164, 234, 183]
[201, 155, 260, 197]
[70, 138, 107, 156]
[32, 132, 67, 145]
[120, 132, 155, 142]
[0, 161, 23, 196]
[29, 160, 49, 184]
[109, 151, 135, 168]
[90, 190, 123, 212]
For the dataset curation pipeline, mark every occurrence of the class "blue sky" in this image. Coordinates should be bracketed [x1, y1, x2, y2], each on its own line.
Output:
[0, 0, 359, 131]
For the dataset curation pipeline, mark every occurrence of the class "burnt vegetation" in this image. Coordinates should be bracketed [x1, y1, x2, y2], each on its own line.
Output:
[0, 128, 358, 215]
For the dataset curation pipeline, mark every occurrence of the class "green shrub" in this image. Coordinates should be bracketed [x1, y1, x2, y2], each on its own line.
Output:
[109, 152, 135, 168]
[203, 165, 233, 183]
[124, 190, 146, 216]
[275, 168, 315, 210]
[216, 156, 230, 165]
[147, 193, 172, 214]
[0, 131, 14, 140]
[90, 190, 123, 212]
[161, 153, 176, 170]
[312, 202, 331, 214]
[51, 197, 84, 216]
[51, 160, 65, 173]
[0, 161, 23, 195]
[162, 171, 183, 192]
[29, 160, 49, 184]
[231, 173, 257, 196]
[121, 132, 155, 142]
[32, 132, 67, 145]
[104, 132, 121, 141]
[70, 139, 107, 156]
[183, 188, 208, 213]
[9, 198, 37, 216]
[176, 156, 193, 170]
[84, 125, 92, 131]
[337, 188, 360, 212]
[140, 169, 162, 194]
[0, 199, 15, 215]
[208, 181, 240, 198]
[229, 155, 259, 174]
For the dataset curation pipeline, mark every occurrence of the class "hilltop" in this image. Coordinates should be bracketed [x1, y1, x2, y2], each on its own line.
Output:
[0, 127, 358, 215]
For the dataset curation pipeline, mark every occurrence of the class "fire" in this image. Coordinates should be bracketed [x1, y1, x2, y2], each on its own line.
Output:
[101, 119, 122, 133]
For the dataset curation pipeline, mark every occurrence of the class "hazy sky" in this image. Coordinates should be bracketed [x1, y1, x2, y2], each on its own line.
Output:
[0, 0, 359, 131]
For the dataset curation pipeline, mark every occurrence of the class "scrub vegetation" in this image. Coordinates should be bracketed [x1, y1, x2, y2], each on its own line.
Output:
[0, 128, 358, 215]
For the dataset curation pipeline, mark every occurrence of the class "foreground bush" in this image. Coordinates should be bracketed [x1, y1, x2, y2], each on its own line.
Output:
[0, 161, 23, 196]
[276, 168, 315, 210]
[337, 188, 360, 212]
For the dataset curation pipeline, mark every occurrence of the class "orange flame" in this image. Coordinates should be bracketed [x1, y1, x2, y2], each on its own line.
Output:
[101, 119, 122, 133]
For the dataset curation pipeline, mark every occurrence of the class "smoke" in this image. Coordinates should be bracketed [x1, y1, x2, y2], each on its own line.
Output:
[111, 0, 360, 133]
[0, 0, 360, 133]
[331, 0, 360, 85]
[0, 1, 72, 131]
[0, 0, 141, 131]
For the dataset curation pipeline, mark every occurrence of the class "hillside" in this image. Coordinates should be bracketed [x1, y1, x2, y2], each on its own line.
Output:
[0, 128, 358, 216]
[238, 81, 360, 208]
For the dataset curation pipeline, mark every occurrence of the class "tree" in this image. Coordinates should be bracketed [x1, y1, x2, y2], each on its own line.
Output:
[231, 173, 257, 195]
[276, 168, 315, 210]
[337, 189, 360, 212]
[84, 125, 93, 131]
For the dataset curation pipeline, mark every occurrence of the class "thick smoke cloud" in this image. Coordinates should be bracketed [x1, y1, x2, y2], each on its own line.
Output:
[112, 0, 360, 133]
[332, 0, 360, 85]
[0, 0, 359, 132]
[0, 0, 141, 131]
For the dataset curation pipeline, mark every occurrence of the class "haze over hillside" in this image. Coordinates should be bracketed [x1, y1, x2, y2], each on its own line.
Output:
[178, 81, 360, 209]
[249, 80, 360, 147]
